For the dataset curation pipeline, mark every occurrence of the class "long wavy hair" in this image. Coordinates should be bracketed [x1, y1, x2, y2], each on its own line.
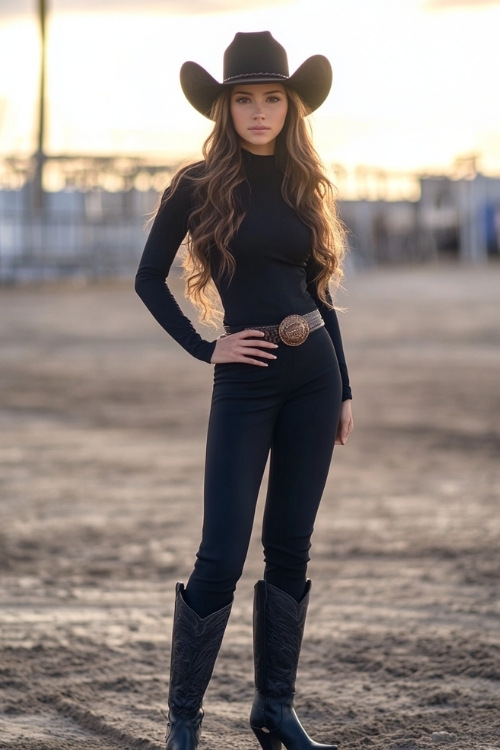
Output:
[167, 86, 346, 324]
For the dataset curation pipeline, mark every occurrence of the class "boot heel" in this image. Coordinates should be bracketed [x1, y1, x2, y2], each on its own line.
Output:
[251, 726, 282, 750]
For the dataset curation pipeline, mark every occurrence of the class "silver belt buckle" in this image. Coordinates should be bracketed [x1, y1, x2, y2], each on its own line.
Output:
[278, 314, 310, 346]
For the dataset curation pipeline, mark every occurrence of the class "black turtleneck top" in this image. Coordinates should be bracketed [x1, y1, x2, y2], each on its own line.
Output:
[135, 149, 352, 401]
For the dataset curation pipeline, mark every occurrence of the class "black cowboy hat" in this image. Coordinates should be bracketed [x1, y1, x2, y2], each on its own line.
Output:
[180, 31, 332, 119]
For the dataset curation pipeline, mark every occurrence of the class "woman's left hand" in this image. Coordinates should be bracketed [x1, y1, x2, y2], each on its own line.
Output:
[335, 399, 353, 445]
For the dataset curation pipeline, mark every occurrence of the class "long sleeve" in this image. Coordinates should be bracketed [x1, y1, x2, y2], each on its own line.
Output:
[306, 259, 352, 401]
[135, 173, 216, 363]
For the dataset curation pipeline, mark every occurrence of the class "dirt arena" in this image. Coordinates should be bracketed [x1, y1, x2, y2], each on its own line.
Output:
[1, 264, 499, 750]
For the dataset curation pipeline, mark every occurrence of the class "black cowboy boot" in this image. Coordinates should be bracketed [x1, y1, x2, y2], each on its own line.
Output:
[166, 582, 232, 750]
[250, 580, 338, 750]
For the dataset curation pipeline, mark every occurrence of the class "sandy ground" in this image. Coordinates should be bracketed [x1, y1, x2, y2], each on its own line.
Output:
[0, 264, 499, 750]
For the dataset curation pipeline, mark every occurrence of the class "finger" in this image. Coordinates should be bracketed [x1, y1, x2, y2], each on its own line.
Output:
[237, 331, 280, 346]
[239, 357, 269, 367]
[241, 340, 279, 349]
[237, 334, 278, 349]
[340, 426, 351, 444]
[335, 424, 349, 445]
[238, 329, 265, 338]
[238, 348, 277, 360]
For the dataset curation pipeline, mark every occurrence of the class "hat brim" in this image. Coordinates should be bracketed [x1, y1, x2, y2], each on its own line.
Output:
[180, 55, 332, 120]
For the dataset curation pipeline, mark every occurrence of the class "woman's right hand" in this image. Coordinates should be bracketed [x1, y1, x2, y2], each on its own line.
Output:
[210, 330, 278, 366]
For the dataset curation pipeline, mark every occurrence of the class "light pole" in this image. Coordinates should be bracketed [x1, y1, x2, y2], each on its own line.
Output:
[32, 0, 47, 212]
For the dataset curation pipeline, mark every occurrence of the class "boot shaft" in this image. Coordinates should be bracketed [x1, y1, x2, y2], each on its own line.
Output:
[253, 579, 311, 699]
[168, 582, 232, 716]
[250, 580, 338, 747]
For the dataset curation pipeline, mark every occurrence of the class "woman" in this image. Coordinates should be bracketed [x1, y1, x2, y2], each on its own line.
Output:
[135, 31, 353, 750]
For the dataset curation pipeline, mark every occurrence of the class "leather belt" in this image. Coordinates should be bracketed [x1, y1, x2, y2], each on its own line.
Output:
[223, 309, 324, 347]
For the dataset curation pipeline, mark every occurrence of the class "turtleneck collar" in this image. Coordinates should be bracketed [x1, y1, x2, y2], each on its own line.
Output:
[241, 148, 282, 181]
[241, 147, 276, 163]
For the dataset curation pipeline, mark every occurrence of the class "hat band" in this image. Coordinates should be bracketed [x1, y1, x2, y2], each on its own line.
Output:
[223, 71, 289, 83]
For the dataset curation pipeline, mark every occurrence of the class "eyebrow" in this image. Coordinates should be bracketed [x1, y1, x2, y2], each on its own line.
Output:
[232, 89, 284, 96]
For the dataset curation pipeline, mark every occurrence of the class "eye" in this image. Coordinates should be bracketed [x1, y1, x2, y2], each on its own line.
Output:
[234, 96, 251, 104]
[267, 96, 281, 103]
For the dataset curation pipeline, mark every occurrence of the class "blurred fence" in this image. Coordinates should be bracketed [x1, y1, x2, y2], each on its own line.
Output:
[0, 185, 157, 283]
[0, 154, 175, 283]
[1, 155, 499, 283]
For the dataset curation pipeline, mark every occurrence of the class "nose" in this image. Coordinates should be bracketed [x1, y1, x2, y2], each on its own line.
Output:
[252, 103, 265, 119]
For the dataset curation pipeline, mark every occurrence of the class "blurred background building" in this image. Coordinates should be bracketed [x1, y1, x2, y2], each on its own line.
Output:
[1, 152, 499, 283]
[1, 0, 499, 283]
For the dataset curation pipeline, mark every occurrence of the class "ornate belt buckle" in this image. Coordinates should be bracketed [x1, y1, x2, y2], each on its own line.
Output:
[278, 315, 310, 346]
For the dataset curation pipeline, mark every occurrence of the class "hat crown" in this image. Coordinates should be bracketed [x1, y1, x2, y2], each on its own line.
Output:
[180, 31, 332, 119]
[223, 31, 289, 83]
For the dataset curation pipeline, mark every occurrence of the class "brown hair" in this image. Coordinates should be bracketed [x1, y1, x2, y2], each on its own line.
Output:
[168, 85, 346, 324]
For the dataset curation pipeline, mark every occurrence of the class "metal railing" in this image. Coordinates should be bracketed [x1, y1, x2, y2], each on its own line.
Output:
[0, 185, 157, 283]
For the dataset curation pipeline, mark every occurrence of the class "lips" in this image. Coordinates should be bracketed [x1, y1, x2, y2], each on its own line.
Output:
[249, 127, 270, 132]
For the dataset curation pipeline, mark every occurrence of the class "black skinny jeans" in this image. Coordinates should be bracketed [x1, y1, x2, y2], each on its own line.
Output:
[185, 325, 342, 618]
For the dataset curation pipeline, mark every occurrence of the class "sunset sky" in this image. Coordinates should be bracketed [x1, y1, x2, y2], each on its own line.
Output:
[0, 0, 499, 176]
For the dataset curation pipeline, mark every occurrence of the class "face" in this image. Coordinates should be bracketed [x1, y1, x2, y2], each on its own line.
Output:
[229, 83, 288, 155]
